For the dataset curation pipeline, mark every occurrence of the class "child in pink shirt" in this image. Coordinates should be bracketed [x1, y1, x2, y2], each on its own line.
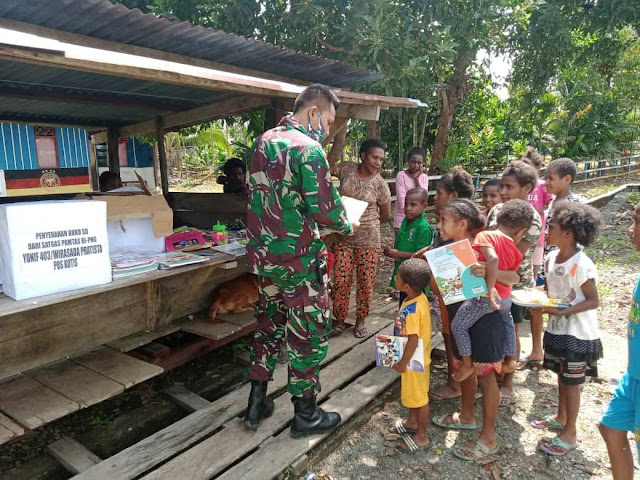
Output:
[521, 148, 553, 277]
[394, 147, 429, 231]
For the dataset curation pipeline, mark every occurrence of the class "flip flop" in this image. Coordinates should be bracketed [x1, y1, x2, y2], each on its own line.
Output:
[396, 435, 431, 454]
[499, 393, 516, 407]
[388, 418, 416, 435]
[539, 437, 577, 456]
[432, 412, 477, 430]
[453, 439, 501, 461]
[353, 323, 368, 338]
[330, 322, 346, 337]
[531, 416, 565, 431]
[517, 358, 543, 370]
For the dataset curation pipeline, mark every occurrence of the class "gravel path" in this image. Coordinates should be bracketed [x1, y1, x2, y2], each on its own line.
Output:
[302, 184, 640, 480]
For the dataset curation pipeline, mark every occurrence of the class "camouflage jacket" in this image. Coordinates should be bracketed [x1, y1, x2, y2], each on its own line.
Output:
[246, 116, 352, 283]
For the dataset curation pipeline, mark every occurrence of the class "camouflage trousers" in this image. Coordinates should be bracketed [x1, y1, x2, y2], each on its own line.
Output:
[247, 275, 331, 398]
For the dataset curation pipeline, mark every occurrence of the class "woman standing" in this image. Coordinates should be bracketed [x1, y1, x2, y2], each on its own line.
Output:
[393, 147, 429, 233]
[330, 138, 392, 338]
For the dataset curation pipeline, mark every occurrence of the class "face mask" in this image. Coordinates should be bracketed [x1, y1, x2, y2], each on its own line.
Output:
[307, 110, 327, 143]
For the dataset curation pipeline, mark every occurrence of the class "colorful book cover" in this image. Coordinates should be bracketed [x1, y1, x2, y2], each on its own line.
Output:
[156, 251, 208, 268]
[424, 239, 488, 305]
[375, 334, 425, 372]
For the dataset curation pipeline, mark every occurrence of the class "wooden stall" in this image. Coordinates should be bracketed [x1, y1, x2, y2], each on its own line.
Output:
[0, 0, 420, 443]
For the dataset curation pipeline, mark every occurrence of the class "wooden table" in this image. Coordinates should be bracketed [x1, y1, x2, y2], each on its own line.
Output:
[0, 253, 244, 382]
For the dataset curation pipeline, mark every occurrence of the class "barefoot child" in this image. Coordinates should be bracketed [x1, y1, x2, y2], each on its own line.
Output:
[384, 188, 433, 306]
[599, 201, 640, 480]
[486, 161, 542, 405]
[390, 259, 432, 453]
[481, 178, 502, 215]
[451, 200, 534, 383]
[531, 202, 603, 456]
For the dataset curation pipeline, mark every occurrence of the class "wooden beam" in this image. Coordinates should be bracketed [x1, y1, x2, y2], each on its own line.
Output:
[156, 117, 169, 196]
[322, 116, 349, 148]
[279, 99, 380, 121]
[88, 136, 99, 191]
[48, 437, 102, 475]
[163, 386, 211, 413]
[106, 127, 120, 176]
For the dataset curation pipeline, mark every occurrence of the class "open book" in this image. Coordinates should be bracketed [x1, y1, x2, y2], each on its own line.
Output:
[375, 334, 425, 372]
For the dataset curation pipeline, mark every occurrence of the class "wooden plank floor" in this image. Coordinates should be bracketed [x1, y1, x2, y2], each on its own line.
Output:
[0, 413, 24, 446]
[73, 313, 396, 480]
[29, 360, 125, 409]
[71, 347, 164, 389]
[142, 325, 393, 480]
[0, 376, 80, 429]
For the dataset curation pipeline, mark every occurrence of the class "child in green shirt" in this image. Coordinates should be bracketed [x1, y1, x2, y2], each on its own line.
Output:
[384, 188, 433, 306]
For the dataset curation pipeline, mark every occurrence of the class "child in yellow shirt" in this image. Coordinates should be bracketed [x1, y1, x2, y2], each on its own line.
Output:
[390, 258, 432, 453]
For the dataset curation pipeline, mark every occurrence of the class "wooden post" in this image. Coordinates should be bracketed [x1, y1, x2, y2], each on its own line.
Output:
[155, 117, 169, 195]
[106, 127, 120, 176]
[88, 135, 99, 191]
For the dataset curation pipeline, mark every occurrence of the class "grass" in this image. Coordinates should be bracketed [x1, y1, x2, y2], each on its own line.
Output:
[582, 183, 617, 198]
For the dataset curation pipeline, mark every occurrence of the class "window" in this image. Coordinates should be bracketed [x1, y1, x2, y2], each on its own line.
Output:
[34, 127, 59, 168]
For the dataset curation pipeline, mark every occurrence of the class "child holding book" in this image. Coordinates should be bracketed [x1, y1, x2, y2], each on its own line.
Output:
[486, 161, 542, 405]
[389, 258, 432, 453]
[531, 202, 603, 456]
[384, 187, 433, 306]
[451, 199, 534, 382]
[481, 178, 502, 215]
[599, 201, 640, 479]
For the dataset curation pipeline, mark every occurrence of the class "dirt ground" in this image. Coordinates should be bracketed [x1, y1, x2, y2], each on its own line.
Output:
[303, 175, 640, 479]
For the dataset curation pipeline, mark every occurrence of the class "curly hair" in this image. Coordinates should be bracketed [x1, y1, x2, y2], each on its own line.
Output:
[438, 166, 475, 199]
[360, 138, 386, 156]
[552, 201, 603, 247]
[548, 157, 578, 183]
[441, 198, 486, 235]
[398, 258, 432, 292]
[497, 199, 534, 230]
[502, 161, 538, 191]
[222, 157, 246, 176]
[405, 187, 429, 204]
[519, 146, 545, 169]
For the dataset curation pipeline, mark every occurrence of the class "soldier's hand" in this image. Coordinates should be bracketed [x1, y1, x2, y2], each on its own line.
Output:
[351, 220, 360, 233]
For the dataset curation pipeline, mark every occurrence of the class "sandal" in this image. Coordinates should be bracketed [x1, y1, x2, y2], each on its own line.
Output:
[453, 439, 501, 461]
[396, 435, 430, 454]
[431, 412, 477, 430]
[330, 321, 346, 337]
[388, 418, 416, 435]
[539, 437, 577, 456]
[499, 393, 516, 407]
[531, 416, 565, 431]
[354, 323, 368, 338]
[429, 387, 462, 402]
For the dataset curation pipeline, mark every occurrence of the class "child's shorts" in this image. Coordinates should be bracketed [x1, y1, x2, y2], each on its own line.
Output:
[401, 370, 430, 408]
[532, 245, 544, 266]
[600, 372, 640, 458]
[452, 357, 502, 378]
[543, 353, 597, 385]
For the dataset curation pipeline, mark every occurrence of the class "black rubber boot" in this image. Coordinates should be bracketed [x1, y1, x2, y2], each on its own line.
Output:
[290, 395, 341, 438]
[244, 380, 274, 430]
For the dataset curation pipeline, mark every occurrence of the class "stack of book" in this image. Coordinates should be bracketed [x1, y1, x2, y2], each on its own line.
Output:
[156, 251, 207, 269]
[110, 251, 159, 279]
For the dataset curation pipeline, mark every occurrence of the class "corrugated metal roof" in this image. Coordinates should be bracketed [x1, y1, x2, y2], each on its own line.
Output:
[0, 0, 383, 88]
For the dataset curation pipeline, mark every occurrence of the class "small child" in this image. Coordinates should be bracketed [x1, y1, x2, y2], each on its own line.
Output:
[451, 199, 534, 382]
[384, 187, 433, 306]
[530, 202, 603, 456]
[599, 201, 640, 478]
[390, 259, 432, 453]
[520, 147, 554, 278]
[481, 178, 502, 215]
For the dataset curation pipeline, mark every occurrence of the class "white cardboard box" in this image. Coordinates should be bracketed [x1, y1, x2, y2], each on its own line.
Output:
[0, 200, 112, 300]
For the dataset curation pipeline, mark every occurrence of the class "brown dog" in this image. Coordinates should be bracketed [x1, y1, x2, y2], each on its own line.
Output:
[208, 273, 259, 321]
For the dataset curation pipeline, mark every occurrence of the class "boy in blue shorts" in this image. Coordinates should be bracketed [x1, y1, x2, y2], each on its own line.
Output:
[599, 201, 640, 479]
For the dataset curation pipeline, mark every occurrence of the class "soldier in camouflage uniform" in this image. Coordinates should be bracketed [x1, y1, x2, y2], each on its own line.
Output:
[244, 84, 355, 437]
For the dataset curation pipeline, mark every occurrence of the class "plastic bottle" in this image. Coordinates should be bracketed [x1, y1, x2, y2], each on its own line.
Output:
[212, 221, 228, 245]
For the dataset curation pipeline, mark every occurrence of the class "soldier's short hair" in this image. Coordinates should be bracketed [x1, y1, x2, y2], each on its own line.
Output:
[398, 259, 431, 293]
[293, 84, 340, 113]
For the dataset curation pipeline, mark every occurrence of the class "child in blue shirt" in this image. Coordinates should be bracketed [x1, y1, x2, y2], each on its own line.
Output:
[599, 201, 640, 479]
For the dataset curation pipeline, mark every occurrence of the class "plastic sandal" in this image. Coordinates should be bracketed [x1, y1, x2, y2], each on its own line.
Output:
[531, 416, 565, 431]
[388, 418, 416, 435]
[431, 412, 477, 430]
[453, 439, 501, 461]
[539, 437, 577, 456]
[396, 435, 430, 454]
